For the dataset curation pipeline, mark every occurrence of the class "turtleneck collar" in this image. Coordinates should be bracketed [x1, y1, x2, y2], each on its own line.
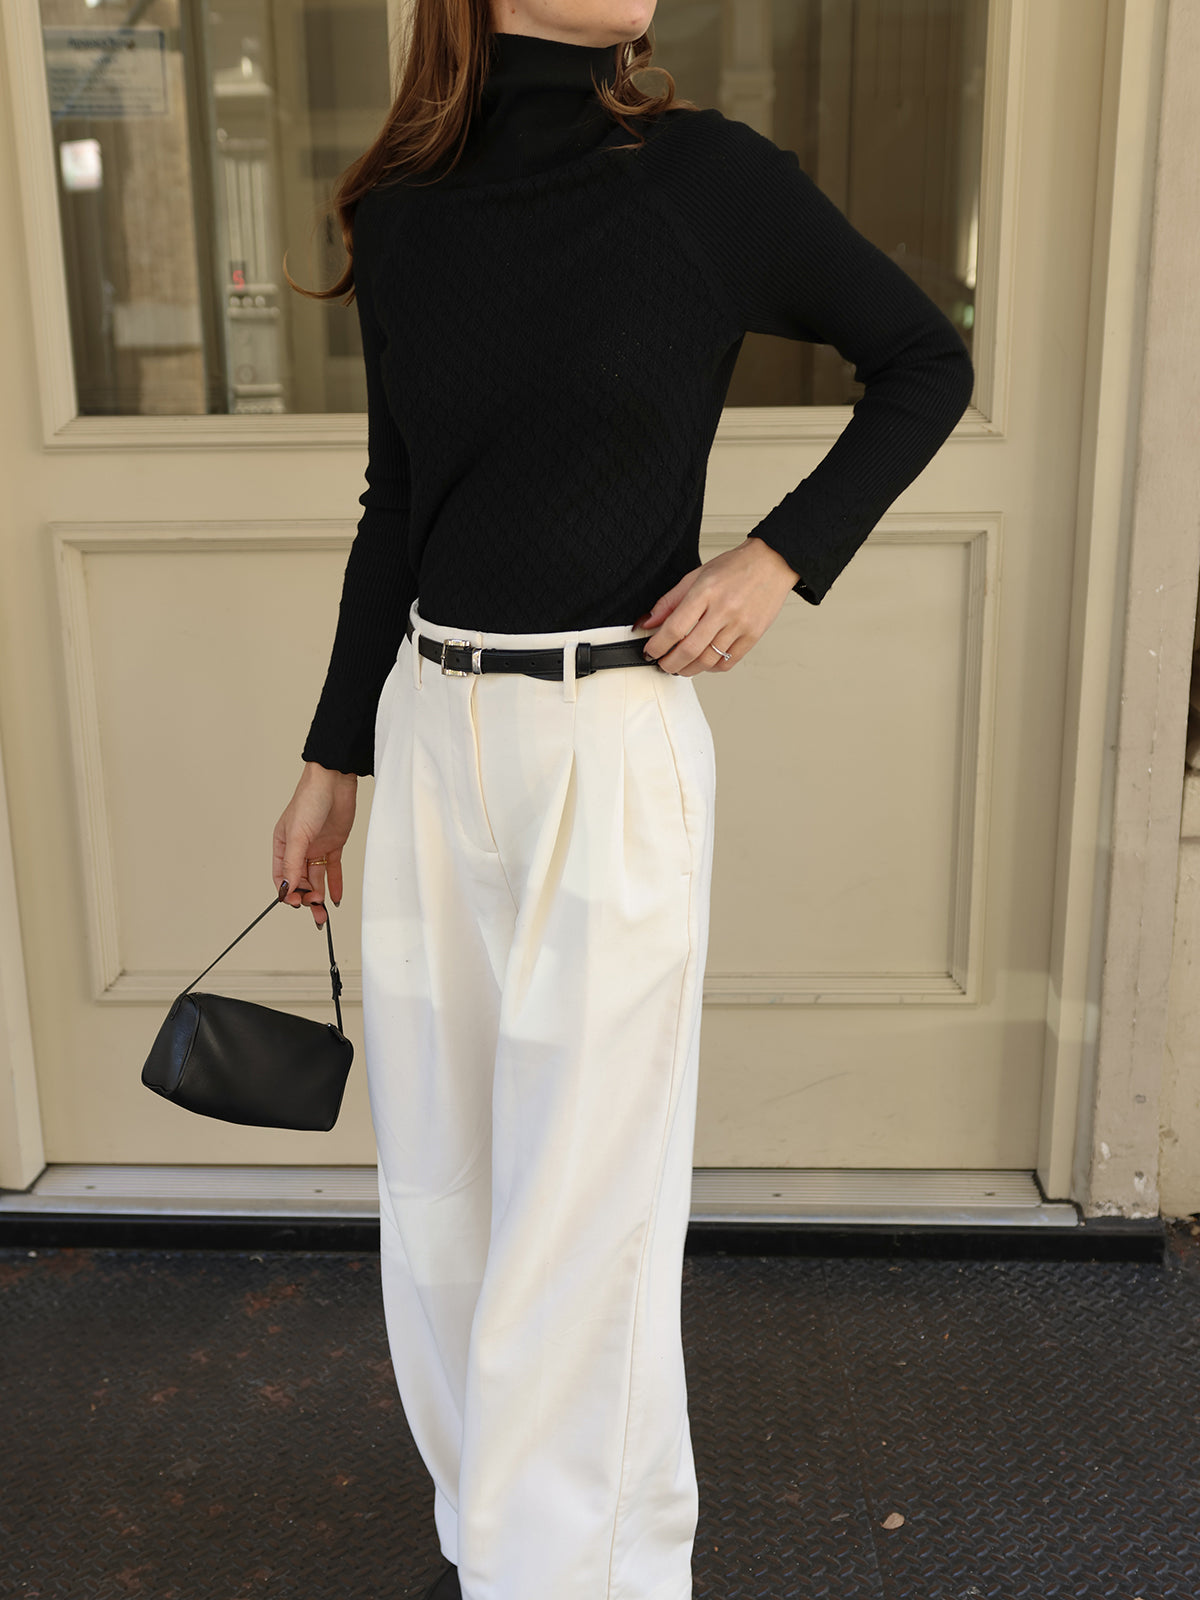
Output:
[431, 30, 624, 189]
[483, 29, 620, 100]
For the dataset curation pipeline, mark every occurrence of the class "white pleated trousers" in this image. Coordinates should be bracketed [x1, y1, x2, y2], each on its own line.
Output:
[360, 598, 717, 1600]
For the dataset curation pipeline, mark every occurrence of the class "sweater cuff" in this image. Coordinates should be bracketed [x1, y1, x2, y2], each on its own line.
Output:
[746, 526, 829, 606]
[301, 702, 377, 778]
[301, 750, 367, 778]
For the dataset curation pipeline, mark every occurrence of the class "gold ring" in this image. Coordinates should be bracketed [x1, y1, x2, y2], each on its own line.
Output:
[306, 856, 328, 866]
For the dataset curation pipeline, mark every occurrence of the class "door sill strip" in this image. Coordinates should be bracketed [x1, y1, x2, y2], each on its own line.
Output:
[0, 1164, 1079, 1227]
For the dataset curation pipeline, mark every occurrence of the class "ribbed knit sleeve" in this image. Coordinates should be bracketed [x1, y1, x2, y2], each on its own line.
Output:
[642, 110, 976, 604]
[300, 206, 418, 777]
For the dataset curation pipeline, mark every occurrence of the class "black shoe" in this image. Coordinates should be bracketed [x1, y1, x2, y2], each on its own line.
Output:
[423, 1561, 461, 1600]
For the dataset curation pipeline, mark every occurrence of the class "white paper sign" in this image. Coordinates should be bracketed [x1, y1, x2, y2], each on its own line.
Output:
[44, 27, 169, 119]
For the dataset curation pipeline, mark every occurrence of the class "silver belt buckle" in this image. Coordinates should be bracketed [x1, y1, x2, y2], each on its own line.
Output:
[440, 638, 481, 676]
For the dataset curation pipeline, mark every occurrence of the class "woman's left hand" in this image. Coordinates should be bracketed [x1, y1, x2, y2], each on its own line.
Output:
[635, 536, 801, 675]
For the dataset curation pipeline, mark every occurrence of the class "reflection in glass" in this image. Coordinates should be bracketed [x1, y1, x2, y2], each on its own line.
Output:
[650, 0, 985, 405]
[41, 0, 391, 415]
[40, 0, 984, 417]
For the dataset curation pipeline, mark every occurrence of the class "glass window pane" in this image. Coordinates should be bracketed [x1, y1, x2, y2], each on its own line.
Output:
[40, 0, 391, 415]
[40, 0, 983, 417]
[651, 0, 985, 405]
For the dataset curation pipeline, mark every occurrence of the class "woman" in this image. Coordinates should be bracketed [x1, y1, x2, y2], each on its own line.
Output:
[273, 3, 975, 1596]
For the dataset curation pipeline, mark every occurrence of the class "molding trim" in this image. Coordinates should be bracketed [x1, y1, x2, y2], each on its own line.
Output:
[1078, 0, 1200, 1217]
[702, 972, 970, 1007]
[717, 405, 996, 443]
[50, 520, 356, 1000]
[1033, 0, 1173, 1207]
[2, 0, 77, 441]
[702, 513, 1001, 1006]
[0, 730, 44, 1189]
[37, 405, 995, 455]
[1181, 772, 1200, 842]
[972, 0, 1024, 437]
[45, 414, 370, 453]
[57, 514, 999, 1010]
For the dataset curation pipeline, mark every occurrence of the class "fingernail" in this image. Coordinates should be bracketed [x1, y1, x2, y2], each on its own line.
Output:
[333, 896, 341, 907]
[278, 880, 289, 899]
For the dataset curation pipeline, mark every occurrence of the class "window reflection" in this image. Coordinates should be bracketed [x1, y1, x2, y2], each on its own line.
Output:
[41, 0, 984, 417]
[41, 0, 391, 415]
[651, 0, 984, 405]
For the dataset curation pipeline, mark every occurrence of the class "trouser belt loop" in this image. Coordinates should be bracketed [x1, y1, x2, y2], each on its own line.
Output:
[562, 632, 578, 703]
[409, 617, 423, 689]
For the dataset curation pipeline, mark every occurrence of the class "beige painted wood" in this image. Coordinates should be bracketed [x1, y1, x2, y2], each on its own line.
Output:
[0, 732, 43, 1191]
[0, 2, 380, 1168]
[1164, 595, 1200, 1213]
[0, 0, 1152, 1189]
[1161, 776, 1200, 1217]
[1082, 0, 1200, 1217]
[1034, 0, 1169, 1203]
[694, 0, 1105, 1172]
[0, 3, 49, 1190]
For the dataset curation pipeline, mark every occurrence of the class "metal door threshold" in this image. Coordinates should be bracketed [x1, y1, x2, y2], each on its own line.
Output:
[690, 1166, 1078, 1225]
[0, 1164, 1078, 1226]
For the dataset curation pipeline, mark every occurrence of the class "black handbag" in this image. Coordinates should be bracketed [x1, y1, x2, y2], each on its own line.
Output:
[140, 891, 354, 1131]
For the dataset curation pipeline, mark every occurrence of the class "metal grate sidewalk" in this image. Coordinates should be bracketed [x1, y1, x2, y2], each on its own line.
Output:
[3, 1229, 1198, 1598]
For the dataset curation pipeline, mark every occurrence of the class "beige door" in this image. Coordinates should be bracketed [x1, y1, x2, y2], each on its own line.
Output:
[0, 0, 1116, 1191]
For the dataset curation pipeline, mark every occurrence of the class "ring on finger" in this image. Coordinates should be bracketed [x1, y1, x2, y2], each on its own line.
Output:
[708, 642, 732, 662]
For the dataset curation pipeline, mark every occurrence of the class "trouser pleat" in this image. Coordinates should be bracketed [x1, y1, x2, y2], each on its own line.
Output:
[361, 603, 716, 1600]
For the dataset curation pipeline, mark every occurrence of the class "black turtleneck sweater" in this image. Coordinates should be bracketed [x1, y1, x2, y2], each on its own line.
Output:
[301, 29, 975, 776]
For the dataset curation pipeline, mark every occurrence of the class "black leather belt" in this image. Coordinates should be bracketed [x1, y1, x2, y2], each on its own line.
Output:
[406, 619, 656, 680]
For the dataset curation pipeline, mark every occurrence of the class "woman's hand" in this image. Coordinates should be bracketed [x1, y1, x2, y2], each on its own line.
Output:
[635, 536, 800, 676]
[272, 762, 359, 927]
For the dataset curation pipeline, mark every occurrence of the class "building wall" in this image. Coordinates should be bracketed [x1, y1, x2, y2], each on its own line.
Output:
[1159, 591, 1200, 1216]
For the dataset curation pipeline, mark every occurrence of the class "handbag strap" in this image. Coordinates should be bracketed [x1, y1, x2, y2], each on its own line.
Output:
[180, 893, 345, 1033]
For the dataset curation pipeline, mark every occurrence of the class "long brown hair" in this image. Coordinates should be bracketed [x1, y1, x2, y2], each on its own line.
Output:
[283, 1, 697, 304]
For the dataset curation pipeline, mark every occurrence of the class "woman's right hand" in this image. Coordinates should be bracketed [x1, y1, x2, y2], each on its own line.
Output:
[272, 761, 359, 927]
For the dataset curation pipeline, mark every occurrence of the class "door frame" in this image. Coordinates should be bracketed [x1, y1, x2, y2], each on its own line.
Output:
[1064, 0, 1200, 1216]
[0, 731, 42, 1190]
[1, 0, 1192, 1211]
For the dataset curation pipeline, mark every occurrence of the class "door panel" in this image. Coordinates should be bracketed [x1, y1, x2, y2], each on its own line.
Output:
[674, 0, 1101, 1167]
[0, 0, 1108, 1174]
[698, 527, 992, 995]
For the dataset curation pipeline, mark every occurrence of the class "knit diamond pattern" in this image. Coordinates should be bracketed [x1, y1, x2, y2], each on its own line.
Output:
[301, 103, 974, 775]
